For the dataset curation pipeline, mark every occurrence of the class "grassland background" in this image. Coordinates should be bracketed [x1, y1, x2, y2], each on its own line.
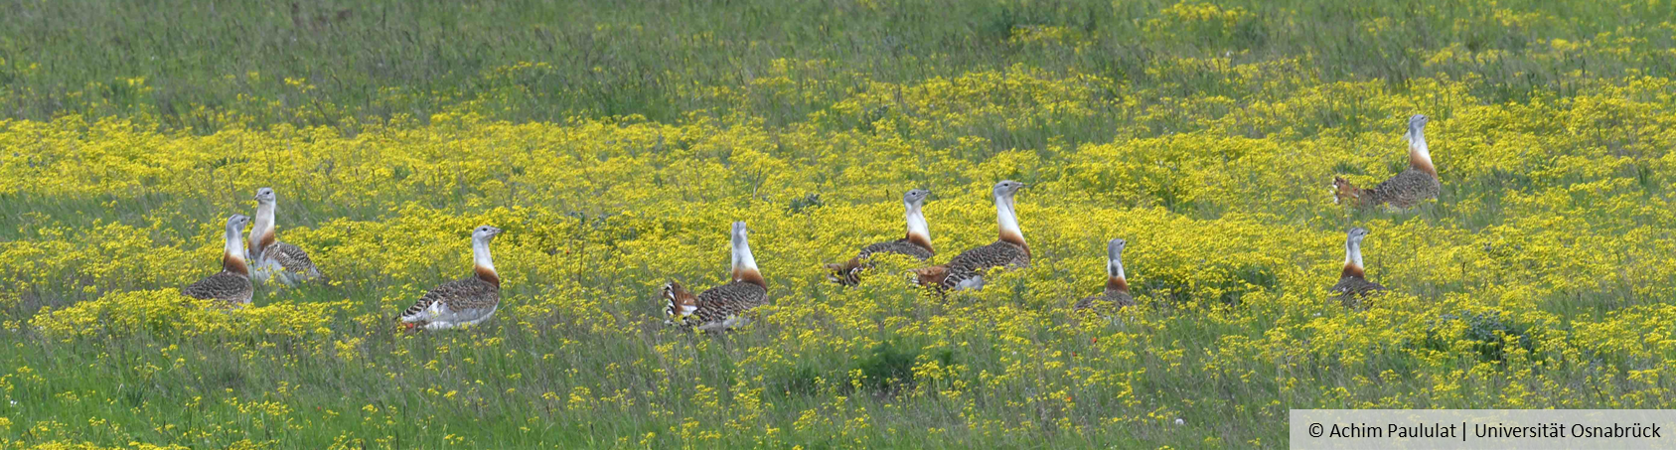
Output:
[2, 0, 1676, 448]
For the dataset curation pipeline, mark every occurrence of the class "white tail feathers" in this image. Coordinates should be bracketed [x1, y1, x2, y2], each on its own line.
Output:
[662, 281, 696, 319]
[662, 282, 678, 317]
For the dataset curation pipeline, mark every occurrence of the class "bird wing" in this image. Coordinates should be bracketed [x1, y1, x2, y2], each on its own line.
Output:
[936, 241, 1029, 289]
[1072, 294, 1102, 311]
[402, 277, 499, 323]
[857, 238, 934, 261]
[945, 241, 1029, 273]
[267, 241, 322, 279]
[1331, 276, 1386, 307]
[687, 281, 767, 327]
[831, 239, 936, 286]
[1369, 169, 1440, 208]
[183, 271, 253, 306]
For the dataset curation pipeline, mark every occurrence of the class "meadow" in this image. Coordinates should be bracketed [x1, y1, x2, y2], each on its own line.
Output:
[3, 0, 1676, 448]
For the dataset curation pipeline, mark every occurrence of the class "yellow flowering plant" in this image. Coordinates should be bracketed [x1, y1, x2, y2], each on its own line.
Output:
[3, 0, 1676, 447]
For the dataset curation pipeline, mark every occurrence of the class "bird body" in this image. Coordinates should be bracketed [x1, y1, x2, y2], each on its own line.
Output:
[402, 277, 500, 329]
[1333, 115, 1440, 210]
[249, 188, 323, 286]
[931, 240, 1029, 290]
[663, 280, 765, 331]
[1331, 227, 1386, 307]
[915, 181, 1029, 292]
[666, 221, 768, 331]
[184, 215, 255, 307]
[400, 226, 503, 330]
[828, 189, 934, 285]
[1074, 238, 1135, 312]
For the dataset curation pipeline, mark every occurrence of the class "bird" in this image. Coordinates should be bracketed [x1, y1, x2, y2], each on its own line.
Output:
[249, 187, 323, 286]
[1332, 114, 1440, 210]
[399, 225, 504, 331]
[913, 180, 1029, 292]
[183, 214, 255, 307]
[1330, 227, 1386, 308]
[664, 221, 768, 331]
[826, 189, 934, 286]
[1073, 238, 1135, 312]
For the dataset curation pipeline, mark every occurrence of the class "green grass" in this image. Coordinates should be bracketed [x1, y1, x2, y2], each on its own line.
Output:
[4, 0, 1676, 448]
[3, 0, 1674, 132]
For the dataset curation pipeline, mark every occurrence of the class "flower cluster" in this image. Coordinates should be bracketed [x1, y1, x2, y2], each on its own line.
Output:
[3, 16, 1675, 448]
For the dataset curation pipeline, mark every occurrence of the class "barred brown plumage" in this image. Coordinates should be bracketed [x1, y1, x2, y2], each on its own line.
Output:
[183, 272, 254, 307]
[932, 240, 1030, 290]
[264, 242, 321, 279]
[665, 280, 767, 329]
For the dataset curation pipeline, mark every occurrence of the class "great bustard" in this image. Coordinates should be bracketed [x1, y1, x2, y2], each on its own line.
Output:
[826, 188, 934, 286]
[1333, 114, 1441, 210]
[399, 225, 504, 330]
[913, 180, 1029, 292]
[664, 221, 768, 331]
[183, 214, 255, 307]
[249, 187, 323, 286]
[1073, 238, 1135, 312]
[1330, 227, 1386, 308]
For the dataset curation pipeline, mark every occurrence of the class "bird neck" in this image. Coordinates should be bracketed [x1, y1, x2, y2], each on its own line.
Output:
[1106, 251, 1128, 292]
[473, 236, 499, 287]
[732, 237, 764, 288]
[995, 194, 1026, 251]
[1407, 131, 1436, 177]
[905, 202, 932, 252]
[1342, 241, 1365, 278]
[250, 203, 277, 253]
[223, 224, 248, 276]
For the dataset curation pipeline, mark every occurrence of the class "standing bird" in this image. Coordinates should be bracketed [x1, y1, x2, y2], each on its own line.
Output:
[184, 214, 255, 307]
[914, 180, 1029, 291]
[1330, 227, 1386, 308]
[249, 187, 323, 286]
[399, 225, 504, 331]
[1074, 238, 1135, 312]
[664, 221, 768, 331]
[826, 189, 935, 286]
[1332, 114, 1441, 210]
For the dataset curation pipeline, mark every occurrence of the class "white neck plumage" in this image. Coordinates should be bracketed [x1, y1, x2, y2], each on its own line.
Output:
[250, 202, 276, 253]
[731, 237, 758, 277]
[1107, 250, 1126, 280]
[905, 201, 930, 242]
[225, 224, 246, 262]
[1344, 240, 1363, 269]
[1407, 127, 1433, 170]
[223, 222, 247, 275]
[472, 235, 496, 274]
[995, 193, 1023, 243]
